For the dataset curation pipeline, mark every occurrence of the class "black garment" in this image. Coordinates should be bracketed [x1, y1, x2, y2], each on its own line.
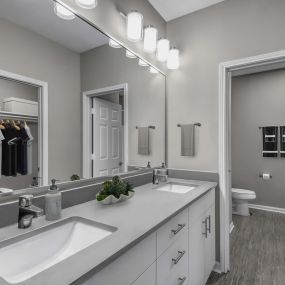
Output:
[17, 127, 29, 175]
[1, 126, 18, 176]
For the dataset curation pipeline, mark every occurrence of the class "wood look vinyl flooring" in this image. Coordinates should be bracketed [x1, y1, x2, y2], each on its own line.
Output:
[207, 209, 285, 285]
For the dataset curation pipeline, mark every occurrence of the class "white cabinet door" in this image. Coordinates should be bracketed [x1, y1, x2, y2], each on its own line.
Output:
[132, 263, 156, 285]
[204, 204, 216, 282]
[189, 215, 206, 285]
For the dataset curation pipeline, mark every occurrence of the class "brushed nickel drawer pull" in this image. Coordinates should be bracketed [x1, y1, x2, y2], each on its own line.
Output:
[172, 250, 186, 264]
[171, 223, 186, 235]
[207, 215, 211, 234]
[202, 219, 208, 238]
[178, 277, 187, 285]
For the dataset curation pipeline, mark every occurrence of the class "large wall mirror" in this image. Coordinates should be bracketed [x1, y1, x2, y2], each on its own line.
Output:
[0, 0, 166, 194]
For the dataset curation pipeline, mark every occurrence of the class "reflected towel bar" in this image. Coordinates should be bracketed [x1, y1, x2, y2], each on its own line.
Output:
[136, 126, 155, 129]
[177, 123, 201, 127]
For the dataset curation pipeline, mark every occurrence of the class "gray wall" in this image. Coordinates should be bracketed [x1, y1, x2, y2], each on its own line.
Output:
[60, 0, 166, 72]
[0, 78, 39, 189]
[232, 69, 285, 208]
[80, 44, 166, 168]
[0, 19, 81, 183]
[166, 0, 285, 172]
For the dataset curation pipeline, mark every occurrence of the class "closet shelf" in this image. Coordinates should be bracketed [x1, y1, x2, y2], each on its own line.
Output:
[0, 111, 38, 123]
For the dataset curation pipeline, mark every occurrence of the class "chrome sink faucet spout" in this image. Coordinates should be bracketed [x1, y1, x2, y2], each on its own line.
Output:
[18, 195, 44, 229]
[153, 169, 168, 184]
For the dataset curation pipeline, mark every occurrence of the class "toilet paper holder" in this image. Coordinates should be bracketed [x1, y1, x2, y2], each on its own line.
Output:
[259, 174, 272, 179]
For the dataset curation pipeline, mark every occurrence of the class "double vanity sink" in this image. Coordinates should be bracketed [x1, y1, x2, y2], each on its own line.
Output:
[0, 179, 216, 285]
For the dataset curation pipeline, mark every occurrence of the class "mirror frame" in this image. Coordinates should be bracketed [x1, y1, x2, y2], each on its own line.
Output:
[0, 69, 49, 186]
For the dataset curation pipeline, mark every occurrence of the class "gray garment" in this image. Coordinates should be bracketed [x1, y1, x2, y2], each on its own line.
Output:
[181, 124, 195, 156]
[138, 127, 150, 155]
[25, 126, 34, 175]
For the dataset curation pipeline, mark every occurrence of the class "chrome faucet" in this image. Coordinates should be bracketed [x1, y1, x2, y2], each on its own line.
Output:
[153, 169, 168, 184]
[18, 195, 44, 229]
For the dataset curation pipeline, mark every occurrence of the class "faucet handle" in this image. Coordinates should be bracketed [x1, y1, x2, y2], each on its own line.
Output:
[19, 195, 34, 207]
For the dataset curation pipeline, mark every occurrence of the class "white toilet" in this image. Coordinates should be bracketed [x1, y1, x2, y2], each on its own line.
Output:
[232, 188, 256, 216]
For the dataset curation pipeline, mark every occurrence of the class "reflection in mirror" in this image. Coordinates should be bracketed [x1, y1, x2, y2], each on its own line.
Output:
[0, 0, 165, 193]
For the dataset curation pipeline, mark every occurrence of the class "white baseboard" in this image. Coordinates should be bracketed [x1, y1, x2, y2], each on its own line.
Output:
[249, 204, 285, 214]
[213, 262, 222, 273]
[230, 221, 234, 233]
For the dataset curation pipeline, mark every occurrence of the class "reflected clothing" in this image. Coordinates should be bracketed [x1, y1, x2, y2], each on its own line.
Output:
[1, 127, 18, 176]
[25, 125, 34, 175]
[17, 128, 29, 175]
[0, 130, 5, 177]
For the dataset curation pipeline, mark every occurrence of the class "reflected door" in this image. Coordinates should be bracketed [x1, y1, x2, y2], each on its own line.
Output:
[92, 98, 122, 177]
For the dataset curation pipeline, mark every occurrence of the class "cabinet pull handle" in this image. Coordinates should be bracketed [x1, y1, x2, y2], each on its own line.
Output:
[207, 215, 211, 234]
[202, 219, 208, 238]
[171, 223, 186, 235]
[172, 250, 186, 264]
[178, 277, 187, 285]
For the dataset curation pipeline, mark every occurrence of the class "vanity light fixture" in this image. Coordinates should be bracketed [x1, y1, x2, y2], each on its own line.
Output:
[149, 66, 159, 74]
[138, 59, 148, 67]
[143, 25, 157, 53]
[54, 3, 75, 20]
[109, 39, 121, 48]
[75, 0, 97, 9]
[127, 11, 143, 42]
[126, 50, 137, 58]
[167, 47, 180, 70]
[156, 38, 170, 62]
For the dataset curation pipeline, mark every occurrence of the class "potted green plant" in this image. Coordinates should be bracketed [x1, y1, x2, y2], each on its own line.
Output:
[96, 176, 134, 205]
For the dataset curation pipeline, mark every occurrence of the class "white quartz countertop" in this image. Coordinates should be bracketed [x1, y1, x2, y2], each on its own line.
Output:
[0, 179, 217, 285]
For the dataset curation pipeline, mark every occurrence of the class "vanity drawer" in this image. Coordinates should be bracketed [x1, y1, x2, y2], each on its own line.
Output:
[82, 232, 156, 285]
[189, 188, 215, 224]
[157, 232, 188, 285]
[157, 208, 188, 257]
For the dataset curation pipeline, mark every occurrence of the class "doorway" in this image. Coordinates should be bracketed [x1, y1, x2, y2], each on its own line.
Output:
[82, 83, 128, 179]
[219, 50, 285, 273]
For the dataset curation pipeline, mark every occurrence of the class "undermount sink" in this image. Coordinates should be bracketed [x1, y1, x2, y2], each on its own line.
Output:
[155, 182, 198, 194]
[0, 217, 117, 284]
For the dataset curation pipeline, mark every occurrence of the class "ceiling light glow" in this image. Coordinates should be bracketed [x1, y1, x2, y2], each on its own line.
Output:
[109, 39, 121, 48]
[75, 0, 98, 9]
[54, 3, 75, 20]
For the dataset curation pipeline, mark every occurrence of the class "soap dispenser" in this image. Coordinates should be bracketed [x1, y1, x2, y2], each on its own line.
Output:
[45, 179, 62, 221]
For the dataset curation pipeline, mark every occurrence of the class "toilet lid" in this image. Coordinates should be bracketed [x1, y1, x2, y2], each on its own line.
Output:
[232, 188, 255, 195]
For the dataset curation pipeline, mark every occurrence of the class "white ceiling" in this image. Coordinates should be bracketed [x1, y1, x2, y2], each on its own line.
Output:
[0, 0, 108, 53]
[148, 0, 226, 22]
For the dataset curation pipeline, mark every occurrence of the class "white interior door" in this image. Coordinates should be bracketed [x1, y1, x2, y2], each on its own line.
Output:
[92, 97, 122, 177]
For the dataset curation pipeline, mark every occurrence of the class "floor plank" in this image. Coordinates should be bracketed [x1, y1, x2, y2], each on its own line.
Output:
[207, 209, 285, 285]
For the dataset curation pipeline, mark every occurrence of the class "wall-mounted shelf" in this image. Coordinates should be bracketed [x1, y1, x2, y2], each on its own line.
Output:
[0, 111, 38, 123]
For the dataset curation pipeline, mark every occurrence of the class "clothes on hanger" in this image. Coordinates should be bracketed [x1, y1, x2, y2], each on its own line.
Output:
[24, 121, 34, 175]
[0, 130, 5, 177]
[0, 120, 34, 177]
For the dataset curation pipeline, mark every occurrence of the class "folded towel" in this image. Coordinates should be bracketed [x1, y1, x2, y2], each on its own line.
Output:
[181, 124, 195, 156]
[262, 126, 278, 157]
[138, 127, 150, 155]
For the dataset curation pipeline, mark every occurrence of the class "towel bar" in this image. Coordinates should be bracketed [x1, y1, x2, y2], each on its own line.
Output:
[177, 123, 201, 127]
[136, 126, 155, 129]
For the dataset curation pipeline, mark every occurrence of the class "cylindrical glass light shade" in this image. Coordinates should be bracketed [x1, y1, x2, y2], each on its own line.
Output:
[138, 59, 148, 66]
[109, 39, 121, 48]
[126, 50, 137, 58]
[167, 48, 180, 70]
[127, 11, 143, 42]
[144, 25, 157, 53]
[156, 38, 170, 62]
[75, 0, 97, 9]
[54, 3, 75, 20]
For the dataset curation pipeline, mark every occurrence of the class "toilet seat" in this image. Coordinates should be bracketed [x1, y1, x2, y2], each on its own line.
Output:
[232, 188, 256, 200]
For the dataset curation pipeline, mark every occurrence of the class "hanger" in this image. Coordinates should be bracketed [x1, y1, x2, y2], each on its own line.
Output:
[12, 120, 20, 131]
[0, 120, 5, 130]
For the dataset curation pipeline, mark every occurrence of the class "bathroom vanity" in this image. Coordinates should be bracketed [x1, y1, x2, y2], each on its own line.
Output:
[0, 179, 216, 285]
